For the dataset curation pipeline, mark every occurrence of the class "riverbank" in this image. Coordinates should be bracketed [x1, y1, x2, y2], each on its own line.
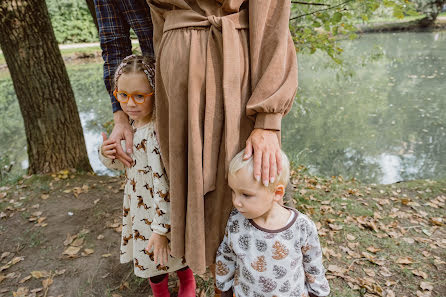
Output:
[357, 16, 446, 33]
[0, 170, 444, 296]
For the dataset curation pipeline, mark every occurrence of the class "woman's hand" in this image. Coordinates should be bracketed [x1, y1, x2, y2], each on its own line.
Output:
[101, 132, 117, 159]
[244, 128, 282, 187]
[110, 110, 134, 167]
[146, 233, 170, 266]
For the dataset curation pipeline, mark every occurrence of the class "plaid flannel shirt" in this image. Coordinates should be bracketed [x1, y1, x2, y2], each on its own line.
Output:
[94, 0, 154, 113]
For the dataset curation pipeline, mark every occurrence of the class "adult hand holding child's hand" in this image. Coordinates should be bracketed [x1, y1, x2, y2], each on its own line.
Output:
[110, 110, 134, 167]
[101, 132, 118, 159]
[146, 233, 170, 266]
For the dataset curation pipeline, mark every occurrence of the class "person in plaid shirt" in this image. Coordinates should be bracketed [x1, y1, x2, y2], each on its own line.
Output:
[94, 0, 154, 166]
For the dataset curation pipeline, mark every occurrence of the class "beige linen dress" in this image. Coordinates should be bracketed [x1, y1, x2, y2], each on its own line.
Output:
[99, 121, 186, 277]
[147, 0, 298, 274]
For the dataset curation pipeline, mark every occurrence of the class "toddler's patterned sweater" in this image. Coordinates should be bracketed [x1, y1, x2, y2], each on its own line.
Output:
[215, 208, 330, 297]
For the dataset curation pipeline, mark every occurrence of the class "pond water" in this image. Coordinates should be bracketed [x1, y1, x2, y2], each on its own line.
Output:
[0, 31, 445, 184]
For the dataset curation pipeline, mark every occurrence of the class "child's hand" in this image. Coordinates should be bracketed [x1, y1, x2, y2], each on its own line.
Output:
[101, 132, 117, 159]
[146, 233, 170, 266]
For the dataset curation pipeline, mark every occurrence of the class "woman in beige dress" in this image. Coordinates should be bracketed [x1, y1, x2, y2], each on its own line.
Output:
[147, 0, 298, 275]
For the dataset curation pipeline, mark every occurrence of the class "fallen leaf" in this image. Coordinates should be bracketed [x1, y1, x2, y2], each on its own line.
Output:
[380, 267, 392, 277]
[385, 290, 395, 297]
[97, 234, 104, 240]
[363, 268, 376, 277]
[1, 252, 10, 261]
[40, 194, 49, 200]
[396, 257, 414, 265]
[430, 217, 443, 226]
[19, 275, 32, 283]
[63, 233, 77, 246]
[346, 234, 356, 241]
[12, 287, 29, 297]
[416, 291, 431, 297]
[412, 270, 428, 279]
[385, 280, 397, 286]
[42, 277, 53, 289]
[31, 270, 50, 279]
[402, 237, 415, 244]
[101, 253, 112, 258]
[0, 274, 5, 283]
[420, 282, 433, 291]
[55, 269, 66, 275]
[82, 249, 94, 256]
[367, 246, 381, 253]
[70, 237, 84, 247]
[62, 246, 81, 257]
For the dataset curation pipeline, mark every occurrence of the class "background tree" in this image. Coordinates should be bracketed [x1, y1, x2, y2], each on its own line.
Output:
[414, 0, 446, 26]
[0, 0, 92, 174]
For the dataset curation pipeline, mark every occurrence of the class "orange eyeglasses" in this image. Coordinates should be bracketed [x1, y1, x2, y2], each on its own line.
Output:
[113, 89, 154, 104]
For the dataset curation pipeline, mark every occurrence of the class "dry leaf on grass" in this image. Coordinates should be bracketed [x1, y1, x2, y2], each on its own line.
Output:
[97, 234, 105, 240]
[101, 253, 112, 258]
[12, 287, 29, 297]
[367, 246, 381, 253]
[19, 275, 32, 283]
[42, 277, 53, 289]
[82, 249, 95, 256]
[385, 289, 395, 297]
[380, 267, 392, 277]
[62, 246, 81, 257]
[420, 282, 433, 291]
[346, 234, 356, 241]
[70, 237, 84, 247]
[40, 194, 49, 200]
[416, 291, 431, 297]
[63, 233, 77, 246]
[363, 268, 376, 277]
[396, 257, 414, 265]
[412, 270, 428, 279]
[31, 270, 50, 279]
[0, 252, 10, 261]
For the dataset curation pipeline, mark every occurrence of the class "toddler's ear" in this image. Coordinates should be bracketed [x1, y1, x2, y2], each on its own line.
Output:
[274, 184, 285, 202]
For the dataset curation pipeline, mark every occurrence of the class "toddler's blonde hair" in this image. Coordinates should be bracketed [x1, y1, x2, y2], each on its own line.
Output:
[229, 149, 290, 191]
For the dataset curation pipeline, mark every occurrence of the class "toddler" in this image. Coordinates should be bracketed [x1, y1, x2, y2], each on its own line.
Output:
[215, 150, 330, 297]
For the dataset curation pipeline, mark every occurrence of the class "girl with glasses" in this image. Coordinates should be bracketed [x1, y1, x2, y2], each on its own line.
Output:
[99, 55, 196, 297]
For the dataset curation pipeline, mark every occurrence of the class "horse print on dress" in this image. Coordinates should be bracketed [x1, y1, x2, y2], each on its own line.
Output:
[156, 206, 165, 216]
[123, 207, 130, 217]
[134, 230, 148, 241]
[134, 258, 148, 271]
[156, 264, 169, 271]
[135, 139, 147, 151]
[137, 196, 149, 209]
[130, 178, 137, 192]
[157, 189, 170, 202]
[122, 234, 133, 246]
[141, 248, 155, 261]
[140, 218, 152, 225]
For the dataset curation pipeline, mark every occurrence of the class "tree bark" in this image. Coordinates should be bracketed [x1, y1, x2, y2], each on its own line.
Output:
[85, 0, 99, 32]
[0, 0, 92, 174]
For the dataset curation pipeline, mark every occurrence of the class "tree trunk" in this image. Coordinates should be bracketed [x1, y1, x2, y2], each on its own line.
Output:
[417, 0, 446, 27]
[85, 0, 99, 32]
[0, 0, 92, 174]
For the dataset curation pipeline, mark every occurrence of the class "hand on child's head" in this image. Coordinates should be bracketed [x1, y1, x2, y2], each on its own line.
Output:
[101, 132, 117, 159]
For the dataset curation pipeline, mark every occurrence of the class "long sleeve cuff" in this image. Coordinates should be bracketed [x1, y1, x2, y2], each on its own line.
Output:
[254, 112, 282, 131]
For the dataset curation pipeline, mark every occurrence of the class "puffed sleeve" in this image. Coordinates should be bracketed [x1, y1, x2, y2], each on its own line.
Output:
[98, 142, 125, 171]
[215, 213, 236, 295]
[302, 219, 330, 296]
[147, 131, 171, 235]
[247, 0, 298, 131]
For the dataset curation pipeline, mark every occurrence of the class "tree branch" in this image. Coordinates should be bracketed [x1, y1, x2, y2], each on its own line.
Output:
[290, 0, 354, 20]
[291, 1, 329, 5]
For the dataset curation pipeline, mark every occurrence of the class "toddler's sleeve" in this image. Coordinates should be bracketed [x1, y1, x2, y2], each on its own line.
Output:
[215, 214, 236, 295]
[301, 219, 330, 296]
[98, 143, 125, 171]
[147, 134, 171, 236]
[247, 0, 298, 131]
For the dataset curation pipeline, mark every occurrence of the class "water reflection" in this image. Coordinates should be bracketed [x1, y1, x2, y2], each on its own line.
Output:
[0, 32, 445, 184]
[282, 31, 446, 183]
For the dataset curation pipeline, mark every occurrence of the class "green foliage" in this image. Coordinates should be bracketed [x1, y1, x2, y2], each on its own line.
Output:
[290, 0, 418, 63]
[46, 0, 98, 43]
